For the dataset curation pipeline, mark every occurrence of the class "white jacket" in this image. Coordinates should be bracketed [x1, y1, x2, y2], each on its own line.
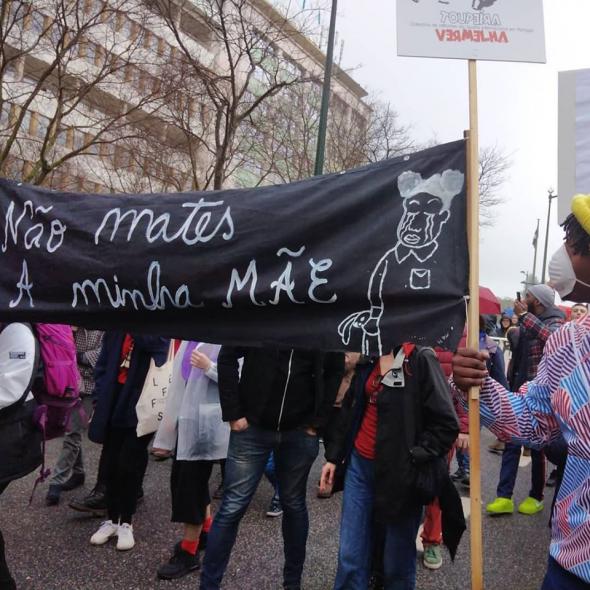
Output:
[153, 341, 229, 461]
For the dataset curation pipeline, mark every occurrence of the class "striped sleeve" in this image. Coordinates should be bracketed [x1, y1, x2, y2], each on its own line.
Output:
[454, 327, 571, 448]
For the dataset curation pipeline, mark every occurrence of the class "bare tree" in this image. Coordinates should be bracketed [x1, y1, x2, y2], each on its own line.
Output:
[154, 0, 320, 190]
[479, 144, 512, 226]
[242, 84, 414, 184]
[0, 0, 171, 189]
[422, 137, 511, 226]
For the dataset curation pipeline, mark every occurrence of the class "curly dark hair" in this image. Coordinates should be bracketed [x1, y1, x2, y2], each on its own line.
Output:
[562, 213, 590, 256]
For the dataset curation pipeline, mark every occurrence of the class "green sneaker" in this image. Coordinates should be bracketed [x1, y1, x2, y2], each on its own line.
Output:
[486, 497, 514, 515]
[423, 543, 443, 570]
[518, 496, 544, 515]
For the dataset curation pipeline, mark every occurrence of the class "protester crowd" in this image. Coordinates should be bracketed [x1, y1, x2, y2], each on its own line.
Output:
[2, 195, 590, 590]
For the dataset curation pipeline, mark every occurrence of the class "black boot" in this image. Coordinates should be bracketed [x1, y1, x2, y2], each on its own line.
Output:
[68, 485, 107, 517]
[157, 543, 200, 580]
[46, 485, 61, 506]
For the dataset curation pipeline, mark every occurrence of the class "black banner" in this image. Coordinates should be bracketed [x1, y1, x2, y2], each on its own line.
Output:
[0, 140, 468, 354]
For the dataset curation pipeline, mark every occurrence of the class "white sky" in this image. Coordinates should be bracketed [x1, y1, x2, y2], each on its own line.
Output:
[335, 0, 588, 300]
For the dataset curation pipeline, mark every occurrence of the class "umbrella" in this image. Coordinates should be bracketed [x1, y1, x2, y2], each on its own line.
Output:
[479, 286, 501, 315]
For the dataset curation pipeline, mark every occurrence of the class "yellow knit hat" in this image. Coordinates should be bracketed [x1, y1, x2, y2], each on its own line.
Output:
[571, 194, 590, 235]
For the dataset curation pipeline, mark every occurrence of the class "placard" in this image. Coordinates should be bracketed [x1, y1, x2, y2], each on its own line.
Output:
[397, 0, 546, 64]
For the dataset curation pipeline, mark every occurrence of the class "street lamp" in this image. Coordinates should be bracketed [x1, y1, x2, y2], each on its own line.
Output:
[541, 189, 559, 283]
[313, 0, 338, 176]
[520, 270, 528, 292]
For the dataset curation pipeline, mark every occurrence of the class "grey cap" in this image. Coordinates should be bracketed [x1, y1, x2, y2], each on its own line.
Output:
[527, 284, 556, 310]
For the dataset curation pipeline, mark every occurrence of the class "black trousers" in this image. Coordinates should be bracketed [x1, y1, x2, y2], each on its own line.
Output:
[103, 428, 152, 524]
[0, 482, 16, 590]
[171, 459, 215, 525]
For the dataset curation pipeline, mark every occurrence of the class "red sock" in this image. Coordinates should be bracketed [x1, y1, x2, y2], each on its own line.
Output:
[203, 516, 213, 533]
[180, 539, 198, 555]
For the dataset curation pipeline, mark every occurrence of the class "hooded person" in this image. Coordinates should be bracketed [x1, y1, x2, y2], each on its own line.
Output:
[452, 194, 590, 589]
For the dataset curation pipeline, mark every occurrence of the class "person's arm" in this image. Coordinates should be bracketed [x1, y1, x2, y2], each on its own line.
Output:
[414, 348, 460, 460]
[217, 346, 246, 423]
[452, 331, 565, 448]
[205, 362, 218, 383]
[78, 330, 104, 369]
[520, 313, 561, 344]
[190, 348, 219, 384]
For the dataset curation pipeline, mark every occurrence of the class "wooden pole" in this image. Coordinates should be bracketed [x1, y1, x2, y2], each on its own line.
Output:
[466, 58, 484, 590]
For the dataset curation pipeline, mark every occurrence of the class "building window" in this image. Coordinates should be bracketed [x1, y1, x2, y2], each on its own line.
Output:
[72, 129, 85, 151]
[86, 42, 96, 64]
[30, 11, 44, 36]
[99, 142, 114, 159]
[115, 145, 131, 168]
[0, 102, 11, 128]
[122, 18, 135, 40]
[151, 34, 160, 54]
[36, 113, 50, 138]
[20, 109, 32, 135]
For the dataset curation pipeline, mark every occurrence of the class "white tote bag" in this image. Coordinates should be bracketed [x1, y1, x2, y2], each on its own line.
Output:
[136, 343, 174, 437]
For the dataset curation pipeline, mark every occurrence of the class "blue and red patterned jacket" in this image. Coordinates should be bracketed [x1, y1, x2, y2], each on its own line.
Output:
[456, 314, 590, 583]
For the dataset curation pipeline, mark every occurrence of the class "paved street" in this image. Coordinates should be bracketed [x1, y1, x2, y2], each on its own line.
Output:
[2, 430, 551, 590]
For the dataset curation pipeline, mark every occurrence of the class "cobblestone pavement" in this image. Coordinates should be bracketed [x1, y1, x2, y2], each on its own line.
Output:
[2, 430, 551, 590]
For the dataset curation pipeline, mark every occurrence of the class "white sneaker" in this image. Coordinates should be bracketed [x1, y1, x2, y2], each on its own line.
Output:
[116, 523, 135, 551]
[90, 520, 118, 545]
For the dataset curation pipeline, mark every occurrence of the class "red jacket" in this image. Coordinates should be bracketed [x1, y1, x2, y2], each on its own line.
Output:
[435, 343, 469, 434]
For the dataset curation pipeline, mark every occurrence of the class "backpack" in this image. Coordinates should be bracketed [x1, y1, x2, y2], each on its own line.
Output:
[0, 323, 45, 491]
[32, 324, 82, 440]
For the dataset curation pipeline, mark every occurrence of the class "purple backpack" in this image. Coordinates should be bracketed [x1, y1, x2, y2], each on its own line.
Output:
[33, 324, 82, 440]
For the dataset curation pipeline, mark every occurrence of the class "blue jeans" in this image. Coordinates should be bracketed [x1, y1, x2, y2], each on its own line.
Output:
[541, 557, 590, 590]
[497, 443, 545, 501]
[265, 451, 280, 501]
[334, 450, 422, 590]
[200, 424, 319, 590]
[456, 448, 470, 473]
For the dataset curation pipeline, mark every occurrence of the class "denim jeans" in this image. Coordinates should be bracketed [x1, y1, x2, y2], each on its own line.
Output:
[541, 557, 590, 590]
[265, 451, 280, 501]
[456, 448, 470, 473]
[497, 443, 546, 501]
[334, 449, 422, 590]
[49, 396, 93, 485]
[200, 424, 319, 590]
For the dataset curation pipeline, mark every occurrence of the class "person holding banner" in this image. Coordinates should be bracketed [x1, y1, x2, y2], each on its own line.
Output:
[200, 346, 344, 590]
[87, 332, 169, 552]
[452, 194, 590, 589]
[153, 341, 228, 580]
[319, 344, 461, 590]
[46, 327, 103, 507]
